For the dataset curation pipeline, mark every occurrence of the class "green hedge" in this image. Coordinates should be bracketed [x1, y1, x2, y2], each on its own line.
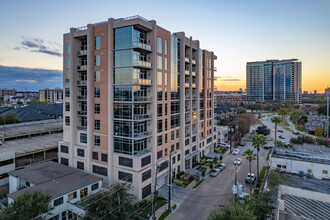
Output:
[159, 204, 177, 220]
[192, 179, 204, 189]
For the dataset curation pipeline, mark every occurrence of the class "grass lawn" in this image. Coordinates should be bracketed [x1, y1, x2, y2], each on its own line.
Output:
[192, 179, 204, 189]
[283, 127, 291, 132]
[279, 120, 290, 127]
[258, 119, 264, 125]
[159, 204, 177, 220]
[266, 149, 271, 161]
[139, 198, 167, 218]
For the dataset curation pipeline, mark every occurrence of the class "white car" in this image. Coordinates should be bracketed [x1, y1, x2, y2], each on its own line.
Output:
[232, 149, 240, 155]
[234, 158, 242, 165]
[219, 143, 230, 148]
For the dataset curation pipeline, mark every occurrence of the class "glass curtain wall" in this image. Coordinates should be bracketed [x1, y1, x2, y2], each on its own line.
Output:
[170, 36, 180, 128]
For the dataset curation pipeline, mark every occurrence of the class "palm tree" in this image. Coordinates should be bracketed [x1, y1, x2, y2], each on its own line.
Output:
[252, 134, 266, 182]
[271, 116, 281, 148]
[243, 149, 257, 196]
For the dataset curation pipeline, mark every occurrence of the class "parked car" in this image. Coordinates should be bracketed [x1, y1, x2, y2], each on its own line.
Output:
[210, 168, 220, 177]
[218, 163, 226, 171]
[234, 158, 242, 165]
[245, 173, 256, 184]
[293, 131, 300, 135]
[239, 141, 246, 146]
[279, 135, 285, 139]
[264, 145, 272, 149]
[278, 129, 283, 132]
[233, 149, 240, 155]
[219, 143, 230, 149]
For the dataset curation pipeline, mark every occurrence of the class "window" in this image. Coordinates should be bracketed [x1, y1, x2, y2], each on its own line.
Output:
[65, 116, 70, 126]
[165, 148, 168, 156]
[172, 156, 176, 164]
[95, 120, 100, 130]
[141, 155, 151, 167]
[60, 157, 68, 166]
[65, 59, 70, 69]
[157, 56, 162, 69]
[171, 144, 174, 152]
[92, 165, 107, 176]
[101, 153, 108, 162]
[157, 150, 163, 159]
[92, 152, 98, 160]
[165, 103, 167, 115]
[61, 145, 68, 154]
[91, 183, 99, 191]
[157, 120, 162, 133]
[165, 133, 167, 143]
[65, 88, 70, 97]
[142, 170, 151, 182]
[94, 87, 100, 98]
[80, 133, 87, 143]
[95, 36, 100, 50]
[307, 169, 312, 173]
[177, 154, 181, 161]
[176, 142, 179, 150]
[157, 90, 162, 100]
[119, 157, 133, 168]
[323, 170, 328, 174]
[77, 149, 84, 157]
[95, 55, 100, 66]
[94, 71, 100, 82]
[157, 72, 162, 85]
[142, 184, 151, 199]
[95, 135, 100, 146]
[157, 37, 162, 54]
[65, 102, 70, 111]
[77, 161, 84, 170]
[157, 135, 162, 146]
[176, 130, 179, 138]
[165, 58, 167, 71]
[95, 104, 100, 114]
[165, 119, 168, 131]
[171, 131, 174, 140]
[53, 197, 63, 207]
[118, 171, 132, 182]
[68, 191, 77, 201]
[65, 42, 70, 54]
[157, 104, 162, 116]
[164, 40, 167, 55]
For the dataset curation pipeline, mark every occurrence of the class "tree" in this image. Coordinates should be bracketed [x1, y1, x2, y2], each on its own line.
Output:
[263, 103, 272, 112]
[246, 191, 273, 220]
[317, 104, 327, 115]
[243, 149, 257, 196]
[252, 134, 266, 182]
[208, 200, 256, 220]
[82, 182, 136, 220]
[282, 99, 296, 110]
[290, 111, 301, 125]
[238, 113, 255, 137]
[271, 116, 281, 147]
[278, 108, 289, 121]
[314, 126, 323, 137]
[16, 100, 23, 105]
[255, 125, 270, 136]
[247, 104, 260, 114]
[0, 191, 52, 220]
[0, 112, 21, 125]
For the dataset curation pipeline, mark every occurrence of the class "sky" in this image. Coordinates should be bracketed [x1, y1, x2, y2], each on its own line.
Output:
[0, 0, 329, 92]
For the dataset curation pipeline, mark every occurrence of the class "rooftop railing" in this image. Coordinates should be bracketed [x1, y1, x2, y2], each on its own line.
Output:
[114, 15, 151, 24]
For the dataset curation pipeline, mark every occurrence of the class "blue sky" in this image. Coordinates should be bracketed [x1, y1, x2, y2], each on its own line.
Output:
[0, 0, 329, 91]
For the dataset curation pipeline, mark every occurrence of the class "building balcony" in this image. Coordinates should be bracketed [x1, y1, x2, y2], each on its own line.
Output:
[185, 70, 190, 75]
[192, 95, 197, 100]
[133, 113, 152, 120]
[192, 59, 197, 65]
[192, 130, 198, 135]
[185, 83, 190, 88]
[133, 78, 152, 85]
[77, 80, 87, 87]
[185, 121, 191, 126]
[133, 96, 152, 102]
[77, 126, 87, 131]
[77, 96, 87, 101]
[214, 67, 217, 72]
[185, 108, 190, 112]
[185, 133, 191, 138]
[133, 42, 152, 52]
[77, 110, 87, 116]
[185, 57, 190, 63]
[133, 131, 152, 139]
[185, 95, 191, 100]
[133, 60, 152, 69]
[77, 50, 87, 56]
[192, 83, 197, 88]
[192, 107, 197, 111]
[192, 71, 196, 76]
[77, 65, 87, 71]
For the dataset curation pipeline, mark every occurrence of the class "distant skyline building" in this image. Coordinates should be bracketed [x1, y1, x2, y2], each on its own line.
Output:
[0, 88, 16, 98]
[39, 88, 63, 104]
[246, 59, 302, 104]
[59, 16, 216, 200]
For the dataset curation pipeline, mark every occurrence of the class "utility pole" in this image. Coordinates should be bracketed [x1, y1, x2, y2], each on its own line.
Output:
[168, 152, 172, 213]
[152, 163, 158, 220]
[234, 163, 238, 203]
[327, 87, 329, 139]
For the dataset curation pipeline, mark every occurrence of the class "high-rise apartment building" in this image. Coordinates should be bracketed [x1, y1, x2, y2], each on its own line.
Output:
[59, 16, 216, 200]
[39, 88, 63, 103]
[246, 59, 302, 104]
[0, 88, 16, 98]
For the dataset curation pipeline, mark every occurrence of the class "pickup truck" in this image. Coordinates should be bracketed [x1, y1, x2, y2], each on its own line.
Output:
[245, 173, 256, 184]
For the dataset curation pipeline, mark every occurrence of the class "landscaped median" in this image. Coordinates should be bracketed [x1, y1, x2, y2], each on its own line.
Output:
[159, 204, 177, 220]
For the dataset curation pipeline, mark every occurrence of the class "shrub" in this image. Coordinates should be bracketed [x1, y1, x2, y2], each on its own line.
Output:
[176, 171, 185, 179]
[213, 157, 218, 164]
[200, 159, 206, 165]
[201, 170, 205, 177]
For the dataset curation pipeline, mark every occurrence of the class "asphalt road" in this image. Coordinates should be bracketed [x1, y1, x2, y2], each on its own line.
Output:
[168, 140, 269, 220]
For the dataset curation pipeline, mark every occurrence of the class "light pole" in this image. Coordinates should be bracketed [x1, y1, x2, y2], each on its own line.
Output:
[327, 87, 329, 139]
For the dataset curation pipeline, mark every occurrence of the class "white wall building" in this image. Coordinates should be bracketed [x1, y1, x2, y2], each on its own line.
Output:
[215, 125, 228, 145]
[8, 161, 102, 219]
[270, 146, 330, 180]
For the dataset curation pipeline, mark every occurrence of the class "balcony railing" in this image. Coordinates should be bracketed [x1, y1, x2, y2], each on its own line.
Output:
[185, 133, 191, 138]
[191, 83, 197, 88]
[192, 72, 196, 76]
[77, 50, 87, 56]
[192, 95, 197, 100]
[133, 131, 152, 139]
[185, 57, 190, 63]
[133, 113, 152, 120]
[133, 42, 152, 52]
[185, 83, 190, 87]
[185, 121, 191, 125]
[192, 107, 197, 111]
[185, 70, 190, 75]
[192, 130, 198, 135]
[185, 95, 191, 100]
[133, 78, 152, 85]
[214, 67, 217, 72]
[134, 96, 152, 102]
[77, 80, 87, 86]
[77, 110, 87, 116]
[133, 60, 152, 69]
[77, 126, 87, 131]
[192, 59, 197, 65]
[77, 65, 87, 71]
[185, 108, 190, 112]
[77, 96, 87, 101]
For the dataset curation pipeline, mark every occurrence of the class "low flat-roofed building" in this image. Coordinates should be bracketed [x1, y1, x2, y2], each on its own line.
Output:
[8, 161, 102, 219]
[215, 125, 228, 144]
[275, 185, 330, 220]
[270, 144, 330, 180]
